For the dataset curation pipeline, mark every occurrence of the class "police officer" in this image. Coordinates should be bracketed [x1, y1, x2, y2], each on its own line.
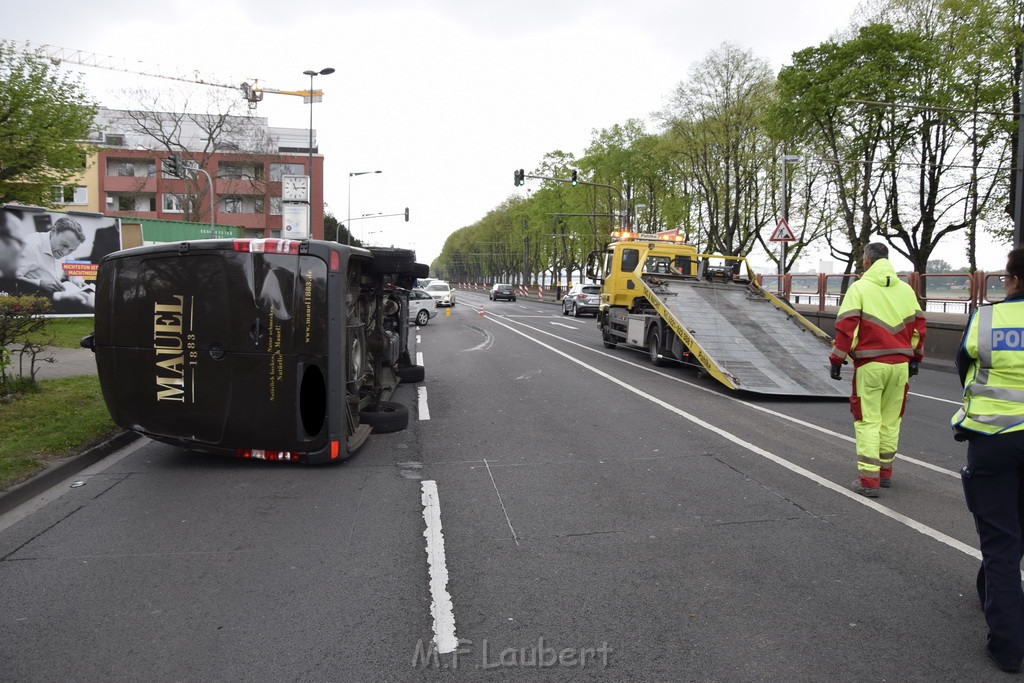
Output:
[954, 247, 1024, 673]
[829, 242, 926, 497]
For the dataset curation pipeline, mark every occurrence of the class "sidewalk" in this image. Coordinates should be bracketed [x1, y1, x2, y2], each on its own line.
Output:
[34, 345, 98, 380]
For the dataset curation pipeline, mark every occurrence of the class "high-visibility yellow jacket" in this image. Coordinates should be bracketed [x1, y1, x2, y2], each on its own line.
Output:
[951, 296, 1024, 435]
[830, 258, 926, 368]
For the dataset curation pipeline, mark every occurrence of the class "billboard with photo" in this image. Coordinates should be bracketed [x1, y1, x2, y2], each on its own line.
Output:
[0, 205, 122, 316]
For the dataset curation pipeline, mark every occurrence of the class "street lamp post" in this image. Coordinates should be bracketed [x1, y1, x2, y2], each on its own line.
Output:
[780, 154, 800, 276]
[347, 170, 382, 245]
[303, 67, 335, 237]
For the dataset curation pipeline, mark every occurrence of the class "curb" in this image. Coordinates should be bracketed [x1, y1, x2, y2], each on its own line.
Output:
[0, 430, 140, 517]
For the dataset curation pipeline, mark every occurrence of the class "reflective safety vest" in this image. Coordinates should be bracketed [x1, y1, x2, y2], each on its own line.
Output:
[951, 301, 1024, 435]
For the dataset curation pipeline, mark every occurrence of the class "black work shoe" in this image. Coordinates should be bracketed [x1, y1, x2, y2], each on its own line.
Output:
[880, 478, 893, 488]
[850, 480, 880, 498]
[987, 647, 1023, 673]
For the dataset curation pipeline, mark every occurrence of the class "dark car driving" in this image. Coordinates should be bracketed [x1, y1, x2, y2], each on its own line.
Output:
[489, 283, 517, 301]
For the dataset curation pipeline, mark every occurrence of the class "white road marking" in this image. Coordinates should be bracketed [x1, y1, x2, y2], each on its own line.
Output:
[550, 322, 577, 329]
[420, 480, 458, 653]
[910, 391, 961, 405]
[418, 386, 430, 421]
[484, 315, 982, 563]
[416, 351, 424, 366]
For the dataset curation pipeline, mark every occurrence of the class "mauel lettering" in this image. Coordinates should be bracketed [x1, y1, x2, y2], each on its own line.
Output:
[154, 296, 186, 402]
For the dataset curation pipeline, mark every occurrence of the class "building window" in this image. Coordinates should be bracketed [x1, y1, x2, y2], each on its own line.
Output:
[149, 196, 157, 212]
[118, 196, 134, 211]
[270, 163, 305, 181]
[223, 197, 242, 214]
[53, 185, 87, 205]
[117, 163, 135, 177]
[162, 193, 185, 213]
[270, 197, 282, 216]
[105, 134, 125, 146]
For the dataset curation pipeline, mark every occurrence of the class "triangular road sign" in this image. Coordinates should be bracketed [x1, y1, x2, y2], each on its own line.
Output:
[770, 218, 796, 242]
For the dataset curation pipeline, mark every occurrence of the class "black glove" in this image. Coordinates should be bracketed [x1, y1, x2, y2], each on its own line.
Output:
[908, 361, 919, 377]
[830, 362, 843, 381]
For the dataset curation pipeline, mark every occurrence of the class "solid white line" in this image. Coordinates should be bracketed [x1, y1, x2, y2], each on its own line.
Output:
[416, 351, 424, 366]
[484, 315, 982, 563]
[550, 322, 577, 329]
[489, 312, 962, 479]
[910, 391, 961, 405]
[420, 480, 458, 654]
[418, 386, 430, 421]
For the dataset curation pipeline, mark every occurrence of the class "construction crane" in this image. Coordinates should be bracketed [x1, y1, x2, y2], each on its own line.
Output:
[5, 39, 323, 110]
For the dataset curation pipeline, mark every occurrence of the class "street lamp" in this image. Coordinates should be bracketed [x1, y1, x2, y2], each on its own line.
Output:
[303, 66, 335, 230]
[347, 170, 382, 245]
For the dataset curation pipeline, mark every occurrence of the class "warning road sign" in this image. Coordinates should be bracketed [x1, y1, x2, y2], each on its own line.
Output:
[770, 218, 796, 242]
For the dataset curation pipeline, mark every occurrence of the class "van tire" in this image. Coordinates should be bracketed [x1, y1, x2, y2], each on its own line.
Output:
[367, 248, 418, 275]
[360, 401, 409, 433]
[398, 364, 425, 383]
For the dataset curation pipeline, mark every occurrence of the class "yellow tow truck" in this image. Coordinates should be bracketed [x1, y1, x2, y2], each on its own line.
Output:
[587, 230, 846, 397]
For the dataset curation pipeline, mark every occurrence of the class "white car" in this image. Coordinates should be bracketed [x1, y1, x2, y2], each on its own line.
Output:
[408, 288, 438, 326]
[424, 281, 456, 307]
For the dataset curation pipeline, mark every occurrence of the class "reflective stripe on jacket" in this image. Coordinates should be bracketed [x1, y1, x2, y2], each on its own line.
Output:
[952, 299, 1024, 435]
[830, 258, 925, 368]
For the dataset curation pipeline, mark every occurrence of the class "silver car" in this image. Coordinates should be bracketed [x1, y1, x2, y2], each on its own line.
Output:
[408, 288, 438, 326]
[562, 283, 601, 317]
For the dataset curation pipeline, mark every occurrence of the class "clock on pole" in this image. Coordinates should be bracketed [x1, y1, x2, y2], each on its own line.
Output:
[281, 174, 310, 202]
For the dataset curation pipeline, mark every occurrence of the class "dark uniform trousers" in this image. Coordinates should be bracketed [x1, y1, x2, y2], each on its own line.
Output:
[962, 429, 1024, 665]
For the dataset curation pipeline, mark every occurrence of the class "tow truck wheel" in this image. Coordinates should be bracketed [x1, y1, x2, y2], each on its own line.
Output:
[648, 329, 665, 367]
[602, 323, 617, 349]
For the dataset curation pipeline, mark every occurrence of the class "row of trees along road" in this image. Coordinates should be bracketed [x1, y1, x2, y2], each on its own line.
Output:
[434, 0, 1024, 294]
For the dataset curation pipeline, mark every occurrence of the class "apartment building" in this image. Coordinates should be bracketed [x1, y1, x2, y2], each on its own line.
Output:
[51, 107, 326, 239]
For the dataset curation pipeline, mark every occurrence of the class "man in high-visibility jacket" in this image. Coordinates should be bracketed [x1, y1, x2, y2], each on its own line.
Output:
[829, 242, 926, 497]
[952, 247, 1024, 673]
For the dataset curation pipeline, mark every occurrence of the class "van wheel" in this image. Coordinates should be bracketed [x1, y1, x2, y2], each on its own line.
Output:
[397, 364, 425, 383]
[359, 401, 409, 433]
[367, 247, 418, 275]
[415, 309, 430, 326]
[648, 329, 665, 367]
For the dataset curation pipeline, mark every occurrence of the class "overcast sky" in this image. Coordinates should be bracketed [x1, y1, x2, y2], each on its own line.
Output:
[8, 0, 999, 271]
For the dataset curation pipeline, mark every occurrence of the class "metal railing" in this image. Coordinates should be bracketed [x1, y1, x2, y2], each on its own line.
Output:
[758, 271, 1004, 316]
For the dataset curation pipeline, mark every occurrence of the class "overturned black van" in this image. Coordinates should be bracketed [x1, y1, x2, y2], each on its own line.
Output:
[83, 238, 428, 463]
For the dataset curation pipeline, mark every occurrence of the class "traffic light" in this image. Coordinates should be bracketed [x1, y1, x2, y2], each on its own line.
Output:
[404, 207, 410, 222]
[571, 169, 578, 186]
[166, 155, 181, 177]
[514, 169, 525, 187]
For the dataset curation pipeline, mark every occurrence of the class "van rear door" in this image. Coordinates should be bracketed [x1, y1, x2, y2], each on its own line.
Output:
[93, 243, 328, 451]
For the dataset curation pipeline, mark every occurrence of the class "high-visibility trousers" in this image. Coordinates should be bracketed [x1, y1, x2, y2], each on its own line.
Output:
[851, 361, 910, 484]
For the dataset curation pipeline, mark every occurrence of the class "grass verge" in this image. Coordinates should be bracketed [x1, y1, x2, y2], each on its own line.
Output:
[34, 317, 96, 349]
[0, 375, 119, 493]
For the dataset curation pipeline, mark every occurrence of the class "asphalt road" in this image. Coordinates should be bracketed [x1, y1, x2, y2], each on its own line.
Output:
[0, 291, 1005, 682]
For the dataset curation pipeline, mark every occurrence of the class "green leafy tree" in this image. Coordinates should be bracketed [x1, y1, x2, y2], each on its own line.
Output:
[0, 42, 98, 207]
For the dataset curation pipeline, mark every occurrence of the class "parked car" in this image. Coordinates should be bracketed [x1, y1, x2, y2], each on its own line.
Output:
[408, 287, 438, 325]
[424, 281, 456, 307]
[562, 283, 601, 317]
[489, 283, 516, 301]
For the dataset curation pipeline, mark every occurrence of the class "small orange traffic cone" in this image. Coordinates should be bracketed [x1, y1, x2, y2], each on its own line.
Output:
[478, 305, 485, 316]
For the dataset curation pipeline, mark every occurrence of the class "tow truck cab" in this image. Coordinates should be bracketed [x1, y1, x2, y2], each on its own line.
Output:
[86, 238, 427, 463]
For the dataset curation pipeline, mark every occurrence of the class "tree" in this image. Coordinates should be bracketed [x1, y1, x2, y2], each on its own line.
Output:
[0, 42, 99, 207]
[659, 43, 777, 258]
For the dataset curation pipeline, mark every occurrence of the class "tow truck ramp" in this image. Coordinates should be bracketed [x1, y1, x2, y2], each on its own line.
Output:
[642, 276, 848, 398]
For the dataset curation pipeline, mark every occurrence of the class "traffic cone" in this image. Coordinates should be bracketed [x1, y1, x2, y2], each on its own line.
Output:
[478, 305, 485, 316]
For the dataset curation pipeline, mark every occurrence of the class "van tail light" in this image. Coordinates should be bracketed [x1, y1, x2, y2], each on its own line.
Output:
[234, 448, 299, 462]
[233, 239, 300, 254]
